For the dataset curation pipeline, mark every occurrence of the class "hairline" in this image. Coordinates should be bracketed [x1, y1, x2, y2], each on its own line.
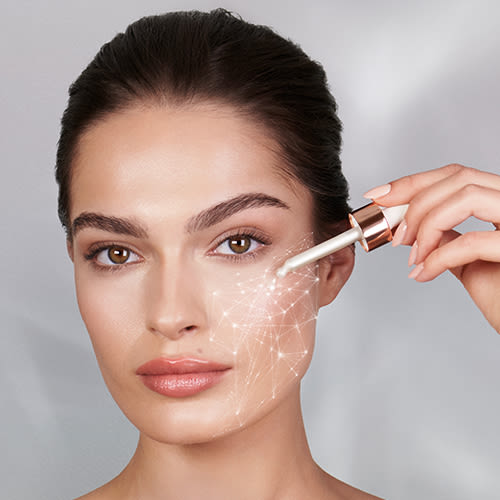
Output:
[65, 97, 305, 238]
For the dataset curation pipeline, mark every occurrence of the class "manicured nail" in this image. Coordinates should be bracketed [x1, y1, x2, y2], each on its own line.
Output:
[408, 263, 424, 280]
[391, 220, 407, 247]
[363, 183, 391, 199]
[408, 241, 418, 266]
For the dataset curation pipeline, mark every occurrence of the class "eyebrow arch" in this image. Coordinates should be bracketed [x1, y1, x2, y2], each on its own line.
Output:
[71, 213, 148, 239]
[185, 193, 290, 233]
[70, 193, 289, 239]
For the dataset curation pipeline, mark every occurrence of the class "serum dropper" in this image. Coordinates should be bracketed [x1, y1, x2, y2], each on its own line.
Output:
[276, 203, 408, 278]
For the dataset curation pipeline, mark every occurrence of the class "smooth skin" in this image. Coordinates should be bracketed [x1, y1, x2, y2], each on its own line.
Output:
[69, 102, 499, 499]
[365, 164, 500, 333]
[69, 103, 380, 500]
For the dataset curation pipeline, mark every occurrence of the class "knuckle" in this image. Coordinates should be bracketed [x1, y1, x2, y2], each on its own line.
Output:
[441, 163, 464, 176]
[454, 165, 478, 183]
[460, 183, 481, 198]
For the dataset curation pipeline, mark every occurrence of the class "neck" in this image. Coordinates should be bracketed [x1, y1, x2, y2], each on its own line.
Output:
[112, 388, 324, 500]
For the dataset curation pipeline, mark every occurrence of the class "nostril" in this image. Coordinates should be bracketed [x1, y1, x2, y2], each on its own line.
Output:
[184, 325, 197, 332]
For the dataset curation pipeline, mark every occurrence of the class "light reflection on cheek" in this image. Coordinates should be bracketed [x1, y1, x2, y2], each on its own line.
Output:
[201, 237, 320, 421]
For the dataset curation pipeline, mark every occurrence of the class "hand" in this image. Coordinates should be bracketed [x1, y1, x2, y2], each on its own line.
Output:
[363, 164, 500, 333]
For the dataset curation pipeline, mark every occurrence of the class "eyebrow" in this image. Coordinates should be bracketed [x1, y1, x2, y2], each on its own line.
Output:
[70, 192, 289, 239]
[185, 193, 290, 233]
[71, 213, 148, 239]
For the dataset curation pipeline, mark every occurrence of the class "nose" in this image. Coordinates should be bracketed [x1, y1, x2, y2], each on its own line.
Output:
[145, 259, 208, 341]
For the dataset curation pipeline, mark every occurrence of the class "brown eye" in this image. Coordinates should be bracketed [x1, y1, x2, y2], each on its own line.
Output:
[89, 245, 140, 268]
[108, 246, 130, 264]
[214, 232, 267, 258]
[100, 246, 130, 264]
[228, 237, 251, 254]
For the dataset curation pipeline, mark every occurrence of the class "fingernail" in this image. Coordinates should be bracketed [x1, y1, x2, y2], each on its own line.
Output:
[408, 263, 424, 280]
[408, 241, 418, 266]
[363, 183, 391, 199]
[391, 220, 407, 247]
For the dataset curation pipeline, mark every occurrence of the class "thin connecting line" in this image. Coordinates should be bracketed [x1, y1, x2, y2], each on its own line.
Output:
[205, 234, 320, 433]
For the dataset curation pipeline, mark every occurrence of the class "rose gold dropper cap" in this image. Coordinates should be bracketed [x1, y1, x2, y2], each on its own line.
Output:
[276, 202, 408, 278]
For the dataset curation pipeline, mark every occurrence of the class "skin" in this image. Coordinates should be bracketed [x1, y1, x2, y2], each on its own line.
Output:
[67, 103, 500, 499]
[366, 164, 500, 334]
[67, 103, 383, 500]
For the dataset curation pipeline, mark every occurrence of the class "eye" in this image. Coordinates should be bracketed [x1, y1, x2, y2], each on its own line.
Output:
[214, 234, 264, 256]
[94, 245, 140, 266]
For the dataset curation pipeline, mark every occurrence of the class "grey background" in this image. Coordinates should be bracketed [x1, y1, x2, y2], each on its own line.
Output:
[2, 1, 499, 499]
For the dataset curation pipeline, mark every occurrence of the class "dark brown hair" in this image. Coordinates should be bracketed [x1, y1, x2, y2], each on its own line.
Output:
[55, 9, 350, 239]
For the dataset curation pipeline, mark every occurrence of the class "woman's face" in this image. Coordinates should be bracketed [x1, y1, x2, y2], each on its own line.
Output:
[69, 103, 330, 444]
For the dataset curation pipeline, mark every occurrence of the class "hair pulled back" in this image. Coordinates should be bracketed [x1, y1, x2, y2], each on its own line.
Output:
[56, 9, 350, 239]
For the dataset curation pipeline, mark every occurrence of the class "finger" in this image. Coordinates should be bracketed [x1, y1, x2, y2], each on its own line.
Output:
[412, 230, 500, 282]
[400, 168, 500, 246]
[370, 165, 500, 247]
[363, 164, 500, 207]
[414, 185, 500, 264]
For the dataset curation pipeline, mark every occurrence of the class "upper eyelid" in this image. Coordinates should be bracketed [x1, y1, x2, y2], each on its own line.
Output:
[210, 227, 271, 246]
[83, 227, 272, 259]
[209, 232, 272, 261]
[213, 234, 262, 251]
[84, 241, 142, 260]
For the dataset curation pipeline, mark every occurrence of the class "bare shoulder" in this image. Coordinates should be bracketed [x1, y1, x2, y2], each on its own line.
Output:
[320, 470, 384, 500]
[333, 480, 383, 500]
[73, 482, 116, 500]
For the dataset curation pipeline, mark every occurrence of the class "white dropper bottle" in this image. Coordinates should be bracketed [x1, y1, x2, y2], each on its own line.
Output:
[276, 203, 408, 278]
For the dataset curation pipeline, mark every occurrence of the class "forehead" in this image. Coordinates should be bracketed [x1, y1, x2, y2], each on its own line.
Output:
[69, 103, 311, 223]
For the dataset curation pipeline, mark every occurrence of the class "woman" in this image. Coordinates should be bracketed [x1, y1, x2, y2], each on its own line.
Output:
[55, 9, 500, 499]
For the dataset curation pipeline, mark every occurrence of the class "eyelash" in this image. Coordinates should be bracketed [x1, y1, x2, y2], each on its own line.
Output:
[211, 229, 271, 262]
[83, 230, 271, 272]
[83, 242, 140, 273]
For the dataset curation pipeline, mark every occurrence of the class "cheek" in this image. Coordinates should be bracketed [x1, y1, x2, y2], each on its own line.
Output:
[205, 263, 319, 405]
[74, 269, 141, 376]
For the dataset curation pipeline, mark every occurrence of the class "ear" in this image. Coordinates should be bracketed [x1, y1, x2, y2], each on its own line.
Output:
[317, 246, 354, 307]
[66, 239, 75, 262]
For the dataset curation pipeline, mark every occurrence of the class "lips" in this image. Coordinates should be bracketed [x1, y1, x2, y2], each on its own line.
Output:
[136, 357, 231, 398]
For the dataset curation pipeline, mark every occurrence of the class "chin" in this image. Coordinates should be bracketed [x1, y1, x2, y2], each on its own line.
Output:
[113, 368, 307, 446]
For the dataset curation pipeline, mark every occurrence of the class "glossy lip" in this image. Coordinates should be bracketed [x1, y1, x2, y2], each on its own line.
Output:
[136, 357, 231, 398]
